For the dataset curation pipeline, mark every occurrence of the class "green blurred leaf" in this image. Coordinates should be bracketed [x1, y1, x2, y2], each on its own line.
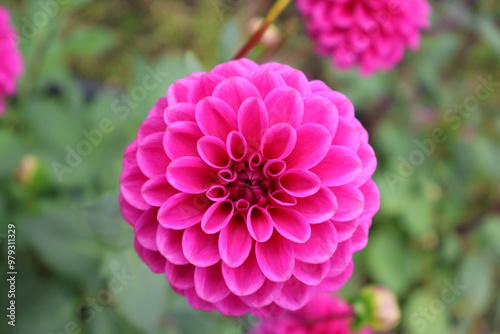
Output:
[65, 27, 118, 56]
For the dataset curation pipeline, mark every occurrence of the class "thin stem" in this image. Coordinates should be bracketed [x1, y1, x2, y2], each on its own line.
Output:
[232, 0, 292, 60]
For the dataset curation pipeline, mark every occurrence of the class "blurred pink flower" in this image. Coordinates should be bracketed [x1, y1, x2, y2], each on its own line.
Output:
[0, 6, 23, 114]
[119, 58, 379, 316]
[296, 0, 431, 75]
[250, 294, 374, 334]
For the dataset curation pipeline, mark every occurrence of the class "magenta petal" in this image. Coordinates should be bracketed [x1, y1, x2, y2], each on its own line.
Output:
[359, 180, 380, 218]
[165, 262, 195, 289]
[137, 132, 170, 178]
[276, 66, 312, 97]
[260, 123, 297, 160]
[167, 72, 203, 105]
[351, 216, 372, 252]
[278, 169, 321, 198]
[158, 193, 210, 229]
[137, 116, 166, 142]
[157, 226, 189, 265]
[135, 207, 159, 251]
[182, 224, 221, 267]
[119, 194, 143, 226]
[316, 90, 355, 118]
[269, 207, 311, 243]
[255, 233, 294, 282]
[332, 116, 361, 151]
[188, 72, 225, 103]
[353, 142, 377, 186]
[206, 185, 229, 202]
[164, 103, 196, 125]
[294, 187, 338, 224]
[184, 287, 216, 311]
[302, 96, 339, 136]
[332, 218, 358, 243]
[238, 97, 269, 152]
[164, 121, 203, 160]
[226, 131, 248, 161]
[263, 159, 287, 179]
[167, 157, 215, 194]
[293, 221, 338, 264]
[293, 260, 330, 286]
[264, 87, 304, 128]
[201, 201, 234, 234]
[268, 190, 297, 207]
[196, 97, 237, 140]
[248, 69, 287, 97]
[311, 145, 362, 186]
[211, 60, 253, 77]
[120, 163, 149, 210]
[317, 262, 354, 293]
[123, 140, 138, 167]
[216, 294, 252, 317]
[274, 276, 313, 311]
[194, 264, 231, 303]
[222, 252, 265, 296]
[285, 123, 332, 169]
[329, 240, 353, 277]
[329, 184, 364, 221]
[197, 136, 231, 169]
[247, 206, 274, 242]
[240, 280, 283, 308]
[212, 77, 261, 112]
[219, 214, 252, 267]
[141, 175, 178, 207]
[134, 240, 165, 274]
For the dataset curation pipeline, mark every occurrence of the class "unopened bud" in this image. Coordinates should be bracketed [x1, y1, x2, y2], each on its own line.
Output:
[15, 155, 40, 185]
[354, 285, 401, 332]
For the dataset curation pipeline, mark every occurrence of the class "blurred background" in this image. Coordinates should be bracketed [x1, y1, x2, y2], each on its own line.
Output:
[0, 0, 499, 333]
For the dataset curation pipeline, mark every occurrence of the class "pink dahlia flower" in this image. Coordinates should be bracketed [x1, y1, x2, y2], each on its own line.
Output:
[119, 58, 379, 317]
[296, 0, 431, 75]
[250, 294, 373, 334]
[0, 6, 24, 114]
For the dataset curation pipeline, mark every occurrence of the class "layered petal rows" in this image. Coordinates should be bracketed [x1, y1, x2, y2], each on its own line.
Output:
[296, 0, 431, 75]
[119, 59, 379, 316]
[249, 294, 374, 334]
[0, 6, 23, 114]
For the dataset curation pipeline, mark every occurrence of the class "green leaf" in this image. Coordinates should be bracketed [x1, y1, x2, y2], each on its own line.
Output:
[64, 27, 118, 57]
[403, 289, 451, 334]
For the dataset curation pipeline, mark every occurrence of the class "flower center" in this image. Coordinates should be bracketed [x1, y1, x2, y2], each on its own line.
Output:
[227, 164, 271, 206]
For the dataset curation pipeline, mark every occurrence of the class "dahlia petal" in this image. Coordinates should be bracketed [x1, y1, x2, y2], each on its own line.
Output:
[197, 136, 231, 169]
[247, 206, 274, 243]
[353, 141, 377, 186]
[137, 132, 170, 178]
[134, 240, 165, 274]
[240, 280, 284, 308]
[188, 72, 226, 103]
[164, 103, 196, 125]
[316, 90, 355, 118]
[328, 240, 353, 277]
[184, 287, 216, 311]
[222, 251, 265, 296]
[274, 276, 313, 311]
[248, 69, 287, 97]
[201, 201, 234, 234]
[157, 226, 188, 265]
[285, 124, 332, 170]
[293, 221, 338, 264]
[165, 262, 195, 289]
[167, 157, 215, 194]
[167, 72, 203, 104]
[293, 260, 330, 286]
[278, 169, 321, 198]
[255, 233, 294, 282]
[135, 207, 159, 251]
[329, 184, 364, 221]
[123, 140, 138, 168]
[264, 87, 304, 128]
[215, 294, 252, 316]
[359, 179, 380, 218]
[310, 145, 362, 186]
[302, 96, 339, 136]
[276, 67, 312, 97]
[269, 207, 311, 243]
[263, 159, 287, 179]
[141, 175, 178, 207]
[163, 121, 203, 160]
[212, 60, 253, 77]
[212, 77, 261, 112]
[332, 218, 358, 243]
[238, 97, 269, 152]
[158, 193, 210, 229]
[206, 184, 230, 202]
[318, 261, 354, 293]
[182, 224, 221, 267]
[119, 194, 143, 226]
[194, 264, 231, 303]
[148, 97, 168, 118]
[137, 116, 166, 142]
[219, 214, 252, 267]
[351, 216, 372, 252]
[196, 97, 237, 140]
[260, 123, 297, 160]
[120, 163, 149, 210]
[268, 190, 297, 207]
[332, 116, 361, 151]
[226, 131, 248, 161]
[293, 186, 338, 224]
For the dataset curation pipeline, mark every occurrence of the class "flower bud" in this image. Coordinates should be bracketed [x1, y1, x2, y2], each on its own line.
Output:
[15, 155, 40, 185]
[355, 285, 401, 332]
